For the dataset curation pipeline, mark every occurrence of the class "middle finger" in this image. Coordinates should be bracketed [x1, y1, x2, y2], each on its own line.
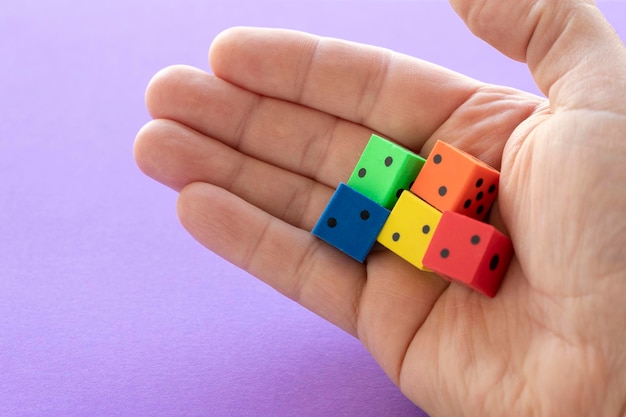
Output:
[145, 65, 374, 187]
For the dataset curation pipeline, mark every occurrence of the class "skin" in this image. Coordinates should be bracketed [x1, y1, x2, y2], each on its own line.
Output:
[134, 0, 626, 416]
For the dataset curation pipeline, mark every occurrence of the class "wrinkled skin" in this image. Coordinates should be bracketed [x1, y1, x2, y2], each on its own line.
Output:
[134, 0, 626, 416]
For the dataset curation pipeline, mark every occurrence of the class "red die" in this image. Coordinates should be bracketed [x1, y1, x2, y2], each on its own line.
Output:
[410, 140, 500, 221]
[423, 211, 513, 297]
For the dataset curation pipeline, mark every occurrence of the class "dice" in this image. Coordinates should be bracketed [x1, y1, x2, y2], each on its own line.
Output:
[410, 140, 499, 221]
[311, 134, 513, 297]
[312, 183, 390, 262]
[377, 191, 442, 270]
[422, 211, 513, 297]
[347, 134, 425, 209]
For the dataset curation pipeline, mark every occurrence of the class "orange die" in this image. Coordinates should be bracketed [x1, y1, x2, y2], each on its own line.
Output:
[410, 140, 499, 221]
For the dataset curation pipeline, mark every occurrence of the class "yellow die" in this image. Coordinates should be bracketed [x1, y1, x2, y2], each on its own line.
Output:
[377, 190, 442, 270]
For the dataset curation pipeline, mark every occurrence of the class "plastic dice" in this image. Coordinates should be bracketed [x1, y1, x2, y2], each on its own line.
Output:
[347, 134, 425, 209]
[377, 191, 442, 270]
[312, 183, 390, 262]
[410, 140, 499, 220]
[422, 211, 513, 297]
[311, 133, 514, 298]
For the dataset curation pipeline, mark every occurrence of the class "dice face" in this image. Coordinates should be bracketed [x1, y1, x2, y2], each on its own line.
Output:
[410, 140, 499, 220]
[312, 183, 390, 262]
[422, 211, 513, 297]
[347, 134, 425, 210]
[377, 191, 442, 270]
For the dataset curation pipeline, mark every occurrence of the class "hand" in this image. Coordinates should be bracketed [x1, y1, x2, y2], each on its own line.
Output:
[134, 0, 626, 415]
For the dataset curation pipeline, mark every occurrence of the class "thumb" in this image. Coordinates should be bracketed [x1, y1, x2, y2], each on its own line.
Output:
[450, 0, 626, 110]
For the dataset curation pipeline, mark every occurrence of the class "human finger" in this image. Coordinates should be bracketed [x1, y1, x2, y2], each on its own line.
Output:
[144, 65, 372, 188]
[207, 27, 483, 147]
[177, 181, 366, 335]
[449, 0, 626, 109]
[145, 65, 542, 185]
[134, 119, 332, 231]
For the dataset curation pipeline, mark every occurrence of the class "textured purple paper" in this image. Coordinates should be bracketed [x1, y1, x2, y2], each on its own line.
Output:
[1, 1, 623, 416]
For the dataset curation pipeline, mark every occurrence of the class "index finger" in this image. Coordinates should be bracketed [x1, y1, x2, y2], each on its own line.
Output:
[208, 27, 483, 147]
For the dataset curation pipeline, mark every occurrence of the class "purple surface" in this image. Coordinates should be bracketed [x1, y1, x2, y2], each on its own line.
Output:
[1, 1, 624, 416]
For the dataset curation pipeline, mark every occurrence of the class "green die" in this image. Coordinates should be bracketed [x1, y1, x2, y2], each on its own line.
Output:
[347, 134, 426, 209]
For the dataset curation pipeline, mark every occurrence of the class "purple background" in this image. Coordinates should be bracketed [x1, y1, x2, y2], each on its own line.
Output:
[1, 1, 624, 416]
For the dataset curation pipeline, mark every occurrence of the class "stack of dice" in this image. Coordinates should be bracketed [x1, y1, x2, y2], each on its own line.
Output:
[311, 134, 513, 297]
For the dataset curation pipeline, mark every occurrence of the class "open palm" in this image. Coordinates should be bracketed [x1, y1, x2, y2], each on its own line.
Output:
[134, 1, 626, 416]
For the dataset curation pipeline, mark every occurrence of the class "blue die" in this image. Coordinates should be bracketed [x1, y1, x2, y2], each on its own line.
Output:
[312, 183, 390, 262]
